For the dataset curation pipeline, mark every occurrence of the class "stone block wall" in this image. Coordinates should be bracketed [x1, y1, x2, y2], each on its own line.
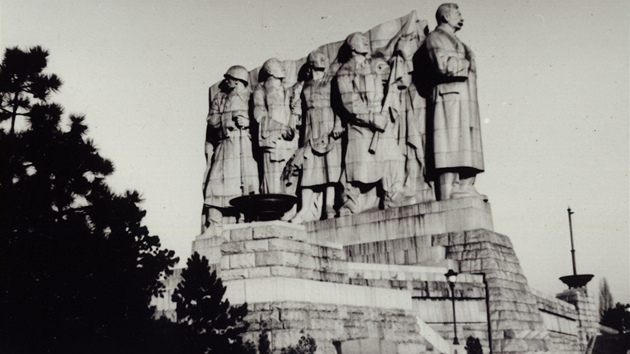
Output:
[556, 287, 599, 351]
[242, 302, 430, 354]
[177, 200, 596, 354]
[306, 198, 494, 246]
[432, 229, 585, 354]
[532, 288, 581, 352]
[220, 236, 347, 284]
[345, 235, 449, 267]
[428, 322, 490, 352]
[200, 223, 436, 353]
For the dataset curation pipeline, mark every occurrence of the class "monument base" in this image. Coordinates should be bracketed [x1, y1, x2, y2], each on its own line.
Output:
[306, 197, 493, 246]
[168, 199, 592, 353]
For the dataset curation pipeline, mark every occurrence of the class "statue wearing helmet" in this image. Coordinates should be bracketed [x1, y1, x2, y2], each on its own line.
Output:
[224, 65, 250, 85]
[334, 32, 405, 215]
[202, 65, 259, 231]
[288, 50, 344, 223]
[252, 58, 298, 195]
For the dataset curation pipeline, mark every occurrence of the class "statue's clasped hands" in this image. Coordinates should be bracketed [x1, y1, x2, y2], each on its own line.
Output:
[281, 124, 295, 141]
[232, 114, 249, 129]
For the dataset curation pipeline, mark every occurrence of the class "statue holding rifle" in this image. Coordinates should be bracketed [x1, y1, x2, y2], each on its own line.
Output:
[335, 32, 405, 215]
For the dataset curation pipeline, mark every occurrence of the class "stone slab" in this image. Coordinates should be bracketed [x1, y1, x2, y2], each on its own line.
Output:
[306, 197, 493, 246]
[413, 298, 488, 323]
[339, 338, 397, 354]
[224, 277, 413, 310]
[191, 234, 226, 264]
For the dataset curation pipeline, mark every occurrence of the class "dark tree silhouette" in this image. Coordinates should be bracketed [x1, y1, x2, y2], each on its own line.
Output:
[0, 46, 62, 135]
[258, 321, 272, 354]
[599, 277, 614, 321]
[280, 333, 317, 354]
[0, 46, 178, 353]
[465, 336, 483, 354]
[171, 252, 253, 354]
[602, 303, 630, 334]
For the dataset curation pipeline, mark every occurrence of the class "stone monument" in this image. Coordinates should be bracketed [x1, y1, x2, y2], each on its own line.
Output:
[422, 3, 486, 201]
[202, 65, 259, 230]
[288, 50, 343, 223]
[254, 58, 299, 196]
[156, 5, 599, 354]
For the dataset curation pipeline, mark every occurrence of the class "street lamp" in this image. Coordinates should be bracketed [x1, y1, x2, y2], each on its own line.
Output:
[559, 207, 593, 289]
[473, 272, 492, 354]
[445, 269, 459, 345]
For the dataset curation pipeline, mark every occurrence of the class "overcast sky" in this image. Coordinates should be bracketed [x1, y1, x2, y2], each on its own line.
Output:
[2, 0, 628, 303]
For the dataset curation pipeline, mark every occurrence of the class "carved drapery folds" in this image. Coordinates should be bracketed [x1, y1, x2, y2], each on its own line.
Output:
[201, 8, 485, 230]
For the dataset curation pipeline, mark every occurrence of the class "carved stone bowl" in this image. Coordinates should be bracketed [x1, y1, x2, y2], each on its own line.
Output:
[230, 194, 298, 222]
[559, 274, 594, 289]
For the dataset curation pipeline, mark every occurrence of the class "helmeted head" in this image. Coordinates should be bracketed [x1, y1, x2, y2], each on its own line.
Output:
[261, 58, 286, 80]
[224, 65, 249, 87]
[436, 3, 464, 32]
[307, 50, 328, 71]
[345, 32, 370, 55]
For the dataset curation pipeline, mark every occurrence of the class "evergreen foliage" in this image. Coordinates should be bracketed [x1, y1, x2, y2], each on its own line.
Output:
[258, 322, 272, 354]
[171, 252, 252, 353]
[599, 277, 614, 321]
[601, 303, 630, 334]
[464, 336, 483, 354]
[0, 46, 178, 353]
[0, 46, 62, 135]
[280, 333, 317, 354]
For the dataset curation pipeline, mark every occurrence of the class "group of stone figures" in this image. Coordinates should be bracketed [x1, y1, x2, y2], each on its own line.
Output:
[202, 4, 486, 229]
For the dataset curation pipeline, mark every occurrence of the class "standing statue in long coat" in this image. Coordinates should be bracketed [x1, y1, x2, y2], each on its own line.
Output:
[289, 50, 344, 223]
[253, 58, 298, 195]
[335, 32, 404, 215]
[202, 65, 259, 230]
[425, 3, 486, 200]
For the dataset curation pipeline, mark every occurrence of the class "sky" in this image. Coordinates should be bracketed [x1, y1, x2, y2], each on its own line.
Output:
[2, 0, 628, 304]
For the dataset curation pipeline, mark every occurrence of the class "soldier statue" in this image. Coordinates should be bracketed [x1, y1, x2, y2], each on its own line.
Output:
[202, 65, 259, 230]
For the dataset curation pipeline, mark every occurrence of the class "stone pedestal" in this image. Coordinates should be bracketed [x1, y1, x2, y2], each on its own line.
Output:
[432, 229, 584, 354]
[306, 197, 493, 246]
[193, 222, 431, 354]
[556, 287, 599, 351]
[180, 199, 592, 354]
[531, 289, 581, 353]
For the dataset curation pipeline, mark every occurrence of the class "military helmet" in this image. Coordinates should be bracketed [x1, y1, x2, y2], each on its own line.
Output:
[261, 58, 285, 79]
[224, 65, 249, 86]
[307, 50, 328, 71]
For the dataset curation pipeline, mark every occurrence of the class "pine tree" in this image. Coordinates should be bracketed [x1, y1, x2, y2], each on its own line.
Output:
[0, 46, 178, 353]
[599, 277, 614, 321]
[172, 252, 252, 354]
[0, 45, 62, 135]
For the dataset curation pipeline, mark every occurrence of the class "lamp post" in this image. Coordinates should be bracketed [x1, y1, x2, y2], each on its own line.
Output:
[559, 207, 593, 289]
[445, 269, 459, 345]
[473, 272, 492, 354]
[567, 207, 577, 275]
